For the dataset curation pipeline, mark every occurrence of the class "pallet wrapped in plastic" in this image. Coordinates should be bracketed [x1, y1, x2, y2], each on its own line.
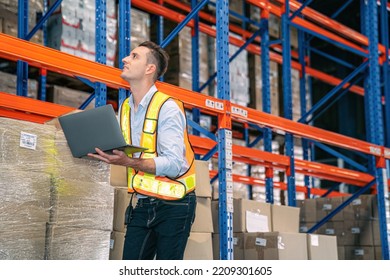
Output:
[0, 117, 114, 259]
[0, 169, 51, 260]
[0, 117, 57, 173]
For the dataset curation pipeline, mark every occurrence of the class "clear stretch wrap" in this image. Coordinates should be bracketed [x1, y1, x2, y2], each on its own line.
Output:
[0, 117, 114, 259]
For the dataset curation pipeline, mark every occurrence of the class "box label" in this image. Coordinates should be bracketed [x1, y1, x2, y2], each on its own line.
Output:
[352, 198, 362, 206]
[110, 239, 115, 250]
[351, 227, 361, 234]
[246, 211, 269, 232]
[255, 238, 267, 247]
[323, 204, 332, 211]
[20, 131, 37, 150]
[310, 235, 319, 246]
[325, 228, 335, 235]
[277, 236, 285, 250]
[354, 249, 364, 256]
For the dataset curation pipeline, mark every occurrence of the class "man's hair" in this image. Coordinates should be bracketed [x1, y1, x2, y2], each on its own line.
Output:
[139, 41, 169, 81]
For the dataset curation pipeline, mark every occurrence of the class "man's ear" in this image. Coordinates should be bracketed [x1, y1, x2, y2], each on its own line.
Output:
[146, 64, 157, 76]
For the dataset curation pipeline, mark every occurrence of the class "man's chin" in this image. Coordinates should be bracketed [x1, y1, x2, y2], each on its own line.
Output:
[120, 73, 129, 80]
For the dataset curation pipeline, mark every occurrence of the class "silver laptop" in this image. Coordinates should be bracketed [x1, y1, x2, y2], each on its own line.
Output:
[58, 104, 146, 158]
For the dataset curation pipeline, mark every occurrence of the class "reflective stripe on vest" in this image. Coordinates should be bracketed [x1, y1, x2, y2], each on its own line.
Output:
[120, 91, 196, 200]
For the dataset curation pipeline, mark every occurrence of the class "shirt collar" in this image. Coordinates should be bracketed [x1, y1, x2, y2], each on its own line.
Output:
[129, 84, 158, 110]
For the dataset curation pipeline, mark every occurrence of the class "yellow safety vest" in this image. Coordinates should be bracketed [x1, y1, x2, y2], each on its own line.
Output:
[120, 91, 196, 200]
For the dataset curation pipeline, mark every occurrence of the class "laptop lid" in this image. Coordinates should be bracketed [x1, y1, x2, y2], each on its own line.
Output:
[58, 104, 146, 158]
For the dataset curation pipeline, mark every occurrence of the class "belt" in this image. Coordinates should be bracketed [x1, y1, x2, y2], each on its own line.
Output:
[138, 191, 195, 201]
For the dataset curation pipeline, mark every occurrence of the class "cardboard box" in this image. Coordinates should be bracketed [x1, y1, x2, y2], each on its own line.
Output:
[372, 220, 381, 246]
[0, 223, 46, 260]
[212, 233, 245, 260]
[342, 195, 374, 220]
[244, 232, 308, 260]
[337, 246, 345, 260]
[233, 199, 272, 233]
[316, 221, 345, 245]
[194, 160, 212, 198]
[211, 200, 220, 233]
[0, 117, 56, 172]
[183, 232, 213, 260]
[307, 234, 338, 260]
[316, 197, 344, 222]
[297, 199, 317, 222]
[343, 220, 374, 246]
[113, 187, 137, 233]
[374, 246, 382, 260]
[47, 225, 111, 260]
[343, 246, 375, 260]
[110, 164, 128, 187]
[109, 231, 125, 260]
[191, 197, 213, 233]
[271, 204, 300, 233]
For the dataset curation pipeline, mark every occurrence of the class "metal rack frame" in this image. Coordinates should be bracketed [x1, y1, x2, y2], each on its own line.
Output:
[1, 0, 389, 259]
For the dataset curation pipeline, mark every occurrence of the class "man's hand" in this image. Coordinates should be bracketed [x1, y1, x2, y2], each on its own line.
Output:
[88, 148, 130, 166]
[88, 148, 157, 174]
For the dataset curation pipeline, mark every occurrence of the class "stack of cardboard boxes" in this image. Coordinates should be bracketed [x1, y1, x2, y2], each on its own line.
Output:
[0, 117, 114, 259]
[184, 160, 214, 260]
[211, 197, 337, 259]
[298, 194, 381, 260]
[108, 165, 134, 260]
[109, 160, 214, 260]
[47, 0, 117, 66]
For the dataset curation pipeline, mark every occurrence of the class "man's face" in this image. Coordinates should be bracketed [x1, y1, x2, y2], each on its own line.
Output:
[120, 46, 152, 81]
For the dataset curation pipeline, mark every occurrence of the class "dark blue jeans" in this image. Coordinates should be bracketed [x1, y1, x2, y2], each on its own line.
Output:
[122, 192, 196, 260]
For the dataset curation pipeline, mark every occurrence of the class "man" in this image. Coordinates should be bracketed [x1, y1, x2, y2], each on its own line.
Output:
[88, 41, 197, 260]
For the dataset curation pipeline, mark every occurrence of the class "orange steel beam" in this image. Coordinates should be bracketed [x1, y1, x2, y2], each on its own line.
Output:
[0, 92, 76, 118]
[295, 159, 374, 187]
[0, 107, 52, 123]
[273, 0, 386, 54]
[0, 34, 386, 159]
[132, 0, 365, 96]
[209, 170, 349, 197]
[190, 133, 374, 187]
[247, 0, 369, 57]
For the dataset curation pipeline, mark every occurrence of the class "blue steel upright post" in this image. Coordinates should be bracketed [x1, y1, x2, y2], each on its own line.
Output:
[260, 7, 274, 203]
[297, 0, 311, 197]
[191, 0, 201, 140]
[17, 0, 29, 97]
[380, 0, 390, 149]
[95, 0, 107, 107]
[217, 0, 233, 260]
[362, 0, 389, 259]
[282, 0, 296, 206]
[118, 0, 131, 105]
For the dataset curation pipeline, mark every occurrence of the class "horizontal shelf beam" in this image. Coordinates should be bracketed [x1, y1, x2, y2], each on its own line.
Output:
[209, 170, 348, 197]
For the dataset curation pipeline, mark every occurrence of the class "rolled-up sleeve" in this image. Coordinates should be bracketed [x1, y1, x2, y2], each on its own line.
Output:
[153, 99, 187, 178]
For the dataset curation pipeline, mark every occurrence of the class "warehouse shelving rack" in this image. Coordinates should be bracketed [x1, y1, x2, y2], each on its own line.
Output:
[0, 0, 389, 259]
